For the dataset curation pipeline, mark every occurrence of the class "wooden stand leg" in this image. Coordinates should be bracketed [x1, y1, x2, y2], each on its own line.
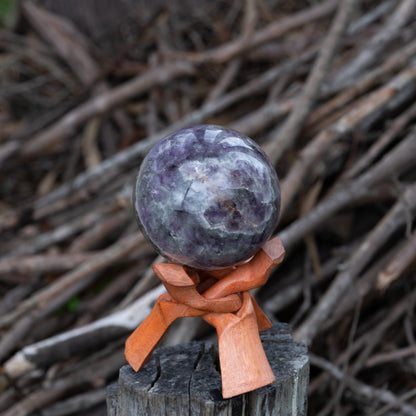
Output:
[250, 293, 273, 332]
[203, 292, 275, 399]
[125, 294, 203, 371]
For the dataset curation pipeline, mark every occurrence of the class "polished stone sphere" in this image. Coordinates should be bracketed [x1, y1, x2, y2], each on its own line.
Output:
[134, 125, 280, 270]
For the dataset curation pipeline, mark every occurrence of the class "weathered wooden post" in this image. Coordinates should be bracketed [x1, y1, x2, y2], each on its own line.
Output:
[107, 323, 309, 415]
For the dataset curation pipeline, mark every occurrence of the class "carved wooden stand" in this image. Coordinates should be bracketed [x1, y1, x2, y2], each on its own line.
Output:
[125, 236, 285, 399]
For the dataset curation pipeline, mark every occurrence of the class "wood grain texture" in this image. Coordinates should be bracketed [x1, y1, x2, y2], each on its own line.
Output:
[107, 323, 309, 415]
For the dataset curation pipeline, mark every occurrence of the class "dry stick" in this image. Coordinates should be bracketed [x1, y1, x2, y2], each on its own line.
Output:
[404, 312, 416, 346]
[266, 73, 292, 103]
[300, 181, 324, 280]
[118, 254, 163, 308]
[37, 169, 59, 197]
[34, 174, 132, 225]
[76, 265, 145, 325]
[21, 1, 97, 85]
[0, 389, 16, 412]
[20, 60, 194, 159]
[0, 233, 145, 331]
[202, 0, 256, 102]
[203, 59, 242, 105]
[3, 347, 125, 416]
[345, 100, 416, 180]
[0, 242, 148, 362]
[280, 132, 416, 252]
[279, 60, 416, 217]
[67, 210, 130, 253]
[201, 0, 256, 105]
[294, 182, 416, 346]
[230, 99, 295, 137]
[241, 0, 257, 40]
[0, 101, 74, 166]
[371, 389, 416, 416]
[314, 302, 362, 416]
[0, 141, 19, 165]
[377, 229, 416, 290]
[264, 0, 358, 165]
[171, 0, 337, 64]
[331, 0, 416, 90]
[2, 381, 71, 416]
[307, 38, 416, 134]
[0, 274, 29, 286]
[1, 185, 126, 257]
[346, 0, 395, 35]
[230, 46, 318, 136]
[264, 242, 356, 314]
[146, 79, 161, 136]
[3, 285, 165, 380]
[309, 353, 416, 416]
[81, 117, 102, 169]
[3, 37, 75, 90]
[40, 388, 107, 416]
[0, 282, 37, 315]
[21, 1, 133, 138]
[350, 291, 416, 376]
[0, 75, 51, 99]
[323, 242, 404, 330]
[366, 344, 416, 368]
[0, 212, 102, 257]
[308, 288, 416, 395]
[0, 253, 96, 278]
[0, 268, 105, 363]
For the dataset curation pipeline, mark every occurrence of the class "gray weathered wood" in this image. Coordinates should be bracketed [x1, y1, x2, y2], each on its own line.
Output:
[107, 323, 309, 416]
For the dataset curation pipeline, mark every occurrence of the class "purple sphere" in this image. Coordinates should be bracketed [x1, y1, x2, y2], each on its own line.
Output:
[134, 125, 280, 270]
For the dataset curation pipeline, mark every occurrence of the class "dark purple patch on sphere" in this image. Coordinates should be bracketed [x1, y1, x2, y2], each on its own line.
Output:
[134, 125, 280, 270]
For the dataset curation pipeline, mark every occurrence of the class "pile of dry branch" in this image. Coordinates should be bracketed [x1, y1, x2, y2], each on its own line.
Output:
[1, 0, 416, 415]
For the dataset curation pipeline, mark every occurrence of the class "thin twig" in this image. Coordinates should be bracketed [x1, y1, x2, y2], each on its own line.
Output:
[331, 0, 416, 90]
[377, 228, 416, 290]
[21, 61, 195, 159]
[0, 233, 145, 330]
[264, 0, 358, 164]
[0, 253, 95, 278]
[167, 0, 338, 64]
[279, 61, 416, 216]
[294, 182, 416, 345]
[366, 344, 416, 367]
[280, 132, 416, 252]
[310, 353, 416, 416]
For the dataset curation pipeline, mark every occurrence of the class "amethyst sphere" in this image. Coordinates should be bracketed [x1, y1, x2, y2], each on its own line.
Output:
[134, 125, 280, 270]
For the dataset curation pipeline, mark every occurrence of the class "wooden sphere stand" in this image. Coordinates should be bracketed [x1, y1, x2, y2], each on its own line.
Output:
[124, 236, 289, 399]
